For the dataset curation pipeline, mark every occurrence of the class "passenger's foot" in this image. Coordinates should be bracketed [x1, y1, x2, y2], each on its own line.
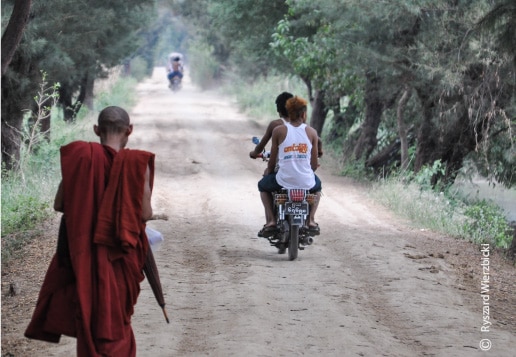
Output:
[308, 223, 320, 236]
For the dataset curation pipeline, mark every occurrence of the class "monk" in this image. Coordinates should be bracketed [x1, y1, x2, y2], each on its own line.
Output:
[25, 106, 155, 357]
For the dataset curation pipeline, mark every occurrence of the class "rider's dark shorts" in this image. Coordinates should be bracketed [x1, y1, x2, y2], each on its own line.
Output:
[258, 172, 322, 193]
[167, 71, 183, 80]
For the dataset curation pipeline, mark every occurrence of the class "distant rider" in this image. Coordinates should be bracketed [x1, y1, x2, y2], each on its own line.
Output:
[167, 56, 183, 86]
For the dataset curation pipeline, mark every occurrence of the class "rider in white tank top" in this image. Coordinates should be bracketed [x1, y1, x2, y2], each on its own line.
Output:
[276, 122, 316, 189]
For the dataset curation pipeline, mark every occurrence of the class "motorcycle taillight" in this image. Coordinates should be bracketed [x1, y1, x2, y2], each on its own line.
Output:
[289, 189, 306, 202]
[274, 194, 288, 205]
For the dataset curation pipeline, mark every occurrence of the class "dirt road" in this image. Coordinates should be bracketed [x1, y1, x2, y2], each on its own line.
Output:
[2, 68, 515, 356]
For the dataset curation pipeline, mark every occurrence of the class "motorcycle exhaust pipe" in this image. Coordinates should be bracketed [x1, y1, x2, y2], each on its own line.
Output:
[304, 237, 313, 245]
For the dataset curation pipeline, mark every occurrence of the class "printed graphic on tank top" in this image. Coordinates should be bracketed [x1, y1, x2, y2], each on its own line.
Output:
[276, 122, 316, 189]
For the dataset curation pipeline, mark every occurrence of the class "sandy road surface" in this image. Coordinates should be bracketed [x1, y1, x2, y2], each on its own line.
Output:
[2, 68, 515, 356]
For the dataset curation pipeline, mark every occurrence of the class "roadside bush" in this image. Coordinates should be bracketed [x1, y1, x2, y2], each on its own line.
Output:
[222, 72, 307, 124]
[340, 159, 375, 181]
[369, 171, 513, 249]
[463, 200, 513, 248]
[95, 76, 138, 111]
[370, 178, 465, 237]
[129, 56, 151, 81]
[187, 39, 220, 90]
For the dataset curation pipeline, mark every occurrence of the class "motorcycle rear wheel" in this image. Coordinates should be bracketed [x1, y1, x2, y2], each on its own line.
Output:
[288, 224, 299, 261]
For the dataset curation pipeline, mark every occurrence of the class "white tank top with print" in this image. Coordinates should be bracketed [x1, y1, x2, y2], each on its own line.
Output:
[276, 122, 315, 189]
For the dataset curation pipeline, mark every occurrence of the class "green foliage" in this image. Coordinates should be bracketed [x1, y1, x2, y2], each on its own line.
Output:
[1, 0, 157, 165]
[1, 75, 139, 263]
[370, 178, 465, 237]
[370, 172, 513, 249]
[153, 9, 189, 66]
[221, 72, 307, 122]
[463, 200, 513, 248]
[95, 77, 139, 111]
[186, 38, 221, 89]
[207, 0, 289, 77]
[129, 56, 151, 82]
[414, 160, 446, 189]
[269, 0, 515, 188]
[340, 159, 374, 181]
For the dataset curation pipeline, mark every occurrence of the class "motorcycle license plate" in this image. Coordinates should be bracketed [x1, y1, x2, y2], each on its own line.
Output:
[285, 202, 308, 215]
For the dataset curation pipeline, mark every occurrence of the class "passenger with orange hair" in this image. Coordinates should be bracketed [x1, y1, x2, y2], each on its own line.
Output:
[257, 96, 322, 242]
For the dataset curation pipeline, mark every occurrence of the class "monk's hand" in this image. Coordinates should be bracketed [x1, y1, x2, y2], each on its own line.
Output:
[150, 213, 169, 221]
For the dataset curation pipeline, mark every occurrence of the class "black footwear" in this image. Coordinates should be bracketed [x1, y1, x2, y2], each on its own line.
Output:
[258, 225, 279, 238]
[308, 224, 320, 236]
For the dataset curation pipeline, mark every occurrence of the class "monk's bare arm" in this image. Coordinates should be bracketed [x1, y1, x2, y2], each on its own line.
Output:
[54, 181, 64, 212]
[142, 165, 153, 221]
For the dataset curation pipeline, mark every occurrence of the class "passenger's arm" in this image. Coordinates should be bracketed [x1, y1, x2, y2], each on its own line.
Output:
[310, 130, 319, 171]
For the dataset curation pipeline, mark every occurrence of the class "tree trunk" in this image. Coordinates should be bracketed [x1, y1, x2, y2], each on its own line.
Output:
[328, 101, 358, 142]
[1, 51, 38, 171]
[83, 75, 95, 110]
[414, 89, 438, 172]
[397, 86, 411, 170]
[438, 110, 482, 185]
[300, 76, 313, 104]
[1, 91, 25, 171]
[1, 0, 32, 75]
[353, 72, 383, 160]
[59, 85, 73, 122]
[310, 89, 328, 136]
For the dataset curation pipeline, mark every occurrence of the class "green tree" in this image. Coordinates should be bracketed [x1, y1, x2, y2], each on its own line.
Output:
[172, 0, 288, 79]
[1, 0, 156, 170]
[272, 0, 515, 187]
[1, 0, 31, 75]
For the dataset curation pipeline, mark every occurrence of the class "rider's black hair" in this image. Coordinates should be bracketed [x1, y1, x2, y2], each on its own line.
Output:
[275, 92, 293, 118]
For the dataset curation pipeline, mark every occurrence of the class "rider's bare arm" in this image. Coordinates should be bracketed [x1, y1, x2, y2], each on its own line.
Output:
[267, 135, 279, 175]
[250, 119, 283, 159]
[267, 125, 286, 174]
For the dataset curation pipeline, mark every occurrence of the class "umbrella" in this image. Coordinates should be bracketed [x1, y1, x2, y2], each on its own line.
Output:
[143, 247, 170, 323]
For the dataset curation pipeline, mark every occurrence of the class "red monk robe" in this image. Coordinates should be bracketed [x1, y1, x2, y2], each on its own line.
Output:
[25, 141, 155, 357]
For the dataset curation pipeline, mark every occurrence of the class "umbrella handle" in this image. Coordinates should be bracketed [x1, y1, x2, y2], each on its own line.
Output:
[162, 307, 170, 324]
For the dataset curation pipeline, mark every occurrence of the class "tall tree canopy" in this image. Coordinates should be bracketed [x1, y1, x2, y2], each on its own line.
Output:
[1, 0, 156, 170]
[176, 0, 514, 187]
[4, 0, 513, 188]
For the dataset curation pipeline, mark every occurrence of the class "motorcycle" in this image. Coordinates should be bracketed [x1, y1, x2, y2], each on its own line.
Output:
[168, 75, 182, 92]
[252, 137, 317, 260]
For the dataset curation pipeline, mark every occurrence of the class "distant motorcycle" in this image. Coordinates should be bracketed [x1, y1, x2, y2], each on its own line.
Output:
[252, 137, 317, 260]
[167, 52, 184, 92]
[168, 76, 182, 92]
